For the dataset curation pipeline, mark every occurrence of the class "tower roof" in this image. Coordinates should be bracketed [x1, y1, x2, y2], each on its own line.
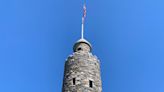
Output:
[73, 38, 92, 52]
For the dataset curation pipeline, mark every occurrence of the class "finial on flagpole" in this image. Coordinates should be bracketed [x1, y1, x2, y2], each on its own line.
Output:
[81, 1, 86, 39]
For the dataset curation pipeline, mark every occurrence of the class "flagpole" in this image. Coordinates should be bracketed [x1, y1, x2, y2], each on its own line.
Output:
[82, 18, 84, 39]
[81, 2, 86, 39]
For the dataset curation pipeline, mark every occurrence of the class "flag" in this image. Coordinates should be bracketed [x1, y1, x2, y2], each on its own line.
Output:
[83, 4, 86, 18]
[82, 4, 86, 24]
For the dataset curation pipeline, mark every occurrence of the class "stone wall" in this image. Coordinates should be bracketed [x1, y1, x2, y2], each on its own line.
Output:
[62, 51, 102, 92]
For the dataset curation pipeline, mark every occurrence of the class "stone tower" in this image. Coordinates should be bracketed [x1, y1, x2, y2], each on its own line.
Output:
[62, 2, 102, 92]
[62, 38, 102, 92]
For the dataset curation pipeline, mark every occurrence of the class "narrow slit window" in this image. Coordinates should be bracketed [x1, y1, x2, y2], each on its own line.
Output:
[73, 78, 76, 85]
[89, 80, 93, 88]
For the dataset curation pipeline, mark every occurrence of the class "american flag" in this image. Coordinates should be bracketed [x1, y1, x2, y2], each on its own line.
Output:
[83, 4, 86, 18]
[82, 4, 86, 24]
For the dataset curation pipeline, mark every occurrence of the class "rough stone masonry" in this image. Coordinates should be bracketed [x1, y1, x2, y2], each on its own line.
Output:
[62, 38, 102, 92]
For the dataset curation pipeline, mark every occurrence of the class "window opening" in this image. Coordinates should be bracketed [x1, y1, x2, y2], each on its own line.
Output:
[89, 80, 93, 88]
[73, 78, 76, 85]
[77, 48, 82, 51]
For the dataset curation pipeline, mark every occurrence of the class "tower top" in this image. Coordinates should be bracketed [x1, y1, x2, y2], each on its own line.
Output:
[73, 1, 92, 52]
[73, 38, 92, 52]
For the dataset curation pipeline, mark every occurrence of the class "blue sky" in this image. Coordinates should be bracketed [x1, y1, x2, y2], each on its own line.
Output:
[0, 0, 164, 92]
